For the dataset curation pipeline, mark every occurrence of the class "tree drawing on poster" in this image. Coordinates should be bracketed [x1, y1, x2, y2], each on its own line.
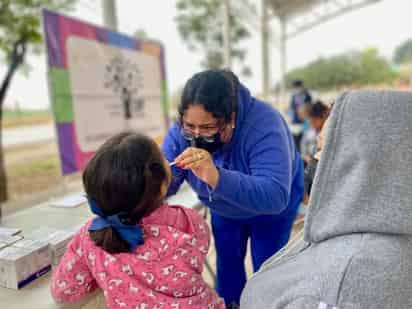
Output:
[104, 55, 145, 119]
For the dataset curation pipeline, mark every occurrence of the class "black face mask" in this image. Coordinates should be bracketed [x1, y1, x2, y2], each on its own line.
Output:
[193, 134, 224, 153]
[304, 158, 318, 196]
[182, 130, 224, 153]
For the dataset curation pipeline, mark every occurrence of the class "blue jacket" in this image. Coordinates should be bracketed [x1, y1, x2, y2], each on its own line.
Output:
[162, 85, 304, 220]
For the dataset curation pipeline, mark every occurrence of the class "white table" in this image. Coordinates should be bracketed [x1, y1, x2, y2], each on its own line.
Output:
[0, 184, 200, 309]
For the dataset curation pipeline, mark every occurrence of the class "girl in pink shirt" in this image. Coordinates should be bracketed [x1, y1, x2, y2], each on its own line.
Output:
[51, 132, 225, 309]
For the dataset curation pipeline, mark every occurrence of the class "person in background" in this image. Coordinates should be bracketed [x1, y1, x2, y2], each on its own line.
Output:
[303, 114, 329, 204]
[241, 90, 412, 309]
[51, 132, 224, 309]
[289, 80, 312, 152]
[298, 102, 315, 166]
[307, 100, 330, 133]
[162, 69, 304, 307]
[301, 100, 330, 165]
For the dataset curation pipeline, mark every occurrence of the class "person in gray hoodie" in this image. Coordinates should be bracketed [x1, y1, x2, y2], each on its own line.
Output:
[240, 90, 412, 309]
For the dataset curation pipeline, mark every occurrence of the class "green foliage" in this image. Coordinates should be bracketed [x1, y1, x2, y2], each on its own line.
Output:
[175, 0, 253, 73]
[359, 48, 395, 84]
[0, 1, 76, 203]
[286, 48, 396, 90]
[393, 39, 412, 65]
[134, 29, 149, 40]
[0, 0, 76, 64]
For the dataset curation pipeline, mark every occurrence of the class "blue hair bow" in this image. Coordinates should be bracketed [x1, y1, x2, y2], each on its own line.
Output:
[88, 199, 144, 252]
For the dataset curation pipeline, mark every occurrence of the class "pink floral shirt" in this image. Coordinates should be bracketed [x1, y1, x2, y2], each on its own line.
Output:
[51, 204, 225, 309]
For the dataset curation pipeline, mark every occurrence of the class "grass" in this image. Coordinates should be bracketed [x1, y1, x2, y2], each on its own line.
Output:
[6, 154, 62, 200]
[10, 155, 59, 177]
[2, 109, 53, 128]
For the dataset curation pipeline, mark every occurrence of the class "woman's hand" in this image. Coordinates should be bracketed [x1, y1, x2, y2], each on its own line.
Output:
[175, 147, 219, 189]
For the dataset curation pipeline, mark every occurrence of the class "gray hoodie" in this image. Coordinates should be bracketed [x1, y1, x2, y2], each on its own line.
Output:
[240, 90, 412, 309]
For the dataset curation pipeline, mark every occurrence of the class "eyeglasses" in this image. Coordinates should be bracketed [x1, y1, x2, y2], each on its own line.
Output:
[181, 120, 222, 137]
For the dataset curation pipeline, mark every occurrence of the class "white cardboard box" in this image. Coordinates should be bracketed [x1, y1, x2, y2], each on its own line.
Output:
[0, 240, 51, 289]
[0, 227, 22, 237]
[48, 230, 76, 265]
[25, 227, 76, 265]
[0, 226, 78, 289]
[0, 234, 23, 246]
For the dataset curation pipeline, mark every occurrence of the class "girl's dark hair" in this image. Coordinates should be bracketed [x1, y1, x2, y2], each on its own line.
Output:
[309, 100, 330, 118]
[83, 132, 167, 254]
[178, 69, 240, 123]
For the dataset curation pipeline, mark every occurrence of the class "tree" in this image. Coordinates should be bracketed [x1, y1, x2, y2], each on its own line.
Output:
[175, 0, 254, 75]
[285, 48, 396, 91]
[0, 0, 76, 204]
[134, 29, 149, 41]
[394, 39, 412, 65]
[359, 48, 396, 85]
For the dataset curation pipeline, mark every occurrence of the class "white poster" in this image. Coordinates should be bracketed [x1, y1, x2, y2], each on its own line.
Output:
[67, 36, 164, 152]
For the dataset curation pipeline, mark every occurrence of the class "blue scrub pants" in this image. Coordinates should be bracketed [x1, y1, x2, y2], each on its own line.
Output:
[211, 211, 296, 305]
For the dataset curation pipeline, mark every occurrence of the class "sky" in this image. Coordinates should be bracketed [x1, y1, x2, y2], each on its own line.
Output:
[1, 0, 412, 110]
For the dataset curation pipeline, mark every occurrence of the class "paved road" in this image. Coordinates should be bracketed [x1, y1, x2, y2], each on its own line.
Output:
[2, 124, 55, 148]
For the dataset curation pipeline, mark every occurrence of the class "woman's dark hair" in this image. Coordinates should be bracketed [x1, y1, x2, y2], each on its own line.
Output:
[83, 132, 167, 254]
[308, 100, 330, 119]
[178, 69, 239, 123]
